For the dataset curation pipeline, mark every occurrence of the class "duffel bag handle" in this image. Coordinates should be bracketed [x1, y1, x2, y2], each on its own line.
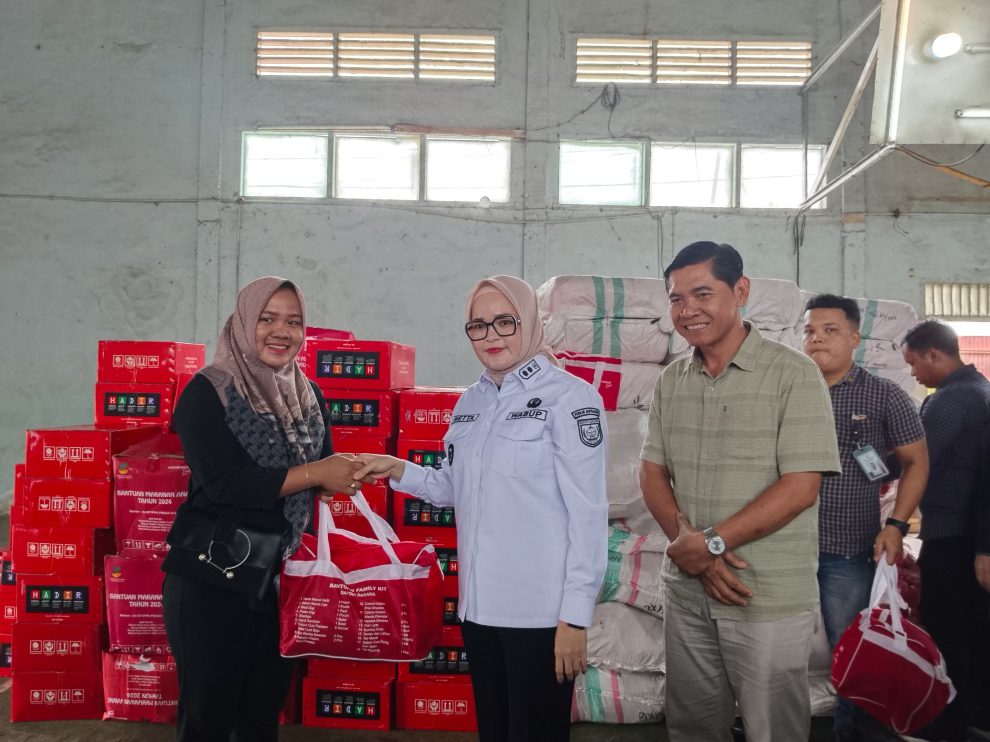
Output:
[869, 557, 906, 644]
[316, 496, 402, 566]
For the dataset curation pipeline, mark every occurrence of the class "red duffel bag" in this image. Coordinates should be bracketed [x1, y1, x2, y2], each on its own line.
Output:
[831, 559, 955, 734]
[279, 494, 443, 661]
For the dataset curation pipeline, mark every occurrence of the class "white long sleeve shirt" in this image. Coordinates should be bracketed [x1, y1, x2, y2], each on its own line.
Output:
[393, 354, 608, 628]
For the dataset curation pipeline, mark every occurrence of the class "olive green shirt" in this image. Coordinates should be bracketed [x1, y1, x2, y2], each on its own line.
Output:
[641, 323, 840, 621]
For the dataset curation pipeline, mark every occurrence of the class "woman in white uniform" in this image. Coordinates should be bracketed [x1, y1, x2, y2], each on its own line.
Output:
[354, 275, 608, 742]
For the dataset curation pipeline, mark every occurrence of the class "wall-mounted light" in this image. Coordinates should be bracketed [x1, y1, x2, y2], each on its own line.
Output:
[954, 107, 990, 119]
[924, 32, 963, 59]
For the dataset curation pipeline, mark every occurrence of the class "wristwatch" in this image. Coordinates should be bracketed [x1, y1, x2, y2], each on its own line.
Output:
[884, 517, 909, 536]
[702, 527, 726, 556]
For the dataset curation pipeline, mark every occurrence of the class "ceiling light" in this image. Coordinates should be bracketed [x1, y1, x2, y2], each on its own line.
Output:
[925, 32, 963, 59]
[954, 107, 990, 119]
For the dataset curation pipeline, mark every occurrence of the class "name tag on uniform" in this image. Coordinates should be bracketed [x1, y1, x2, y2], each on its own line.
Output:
[853, 444, 889, 481]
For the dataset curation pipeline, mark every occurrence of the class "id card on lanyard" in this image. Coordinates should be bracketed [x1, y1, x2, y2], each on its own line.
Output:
[851, 413, 889, 482]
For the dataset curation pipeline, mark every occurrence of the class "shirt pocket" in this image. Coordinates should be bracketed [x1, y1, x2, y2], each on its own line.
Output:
[443, 421, 474, 467]
[719, 401, 777, 460]
[493, 419, 549, 477]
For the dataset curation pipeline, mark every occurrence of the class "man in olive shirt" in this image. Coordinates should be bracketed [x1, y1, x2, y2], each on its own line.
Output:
[640, 241, 840, 742]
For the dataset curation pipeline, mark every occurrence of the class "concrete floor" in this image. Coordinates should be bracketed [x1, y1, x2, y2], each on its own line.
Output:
[0, 511, 839, 741]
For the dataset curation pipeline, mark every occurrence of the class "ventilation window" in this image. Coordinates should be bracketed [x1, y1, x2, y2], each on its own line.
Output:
[650, 143, 734, 207]
[575, 37, 653, 84]
[241, 133, 329, 198]
[334, 135, 420, 200]
[426, 137, 510, 202]
[559, 141, 645, 206]
[740, 145, 824, 208]
[656, 40, 732, 85]
[337, 33, 415, 78]
[735, 41, 812, 86]
[925, 283, 990, 319]
[256, 31, 334, 77]
[419, 34, 496, 81]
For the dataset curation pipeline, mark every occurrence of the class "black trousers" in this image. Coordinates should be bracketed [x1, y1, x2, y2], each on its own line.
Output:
[162, 573, 298, 742]
[461, 620, 575, 742]
[916, 536, 990, 741]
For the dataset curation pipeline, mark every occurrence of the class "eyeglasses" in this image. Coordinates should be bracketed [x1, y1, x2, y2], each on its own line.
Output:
[464, 314, 520, 341]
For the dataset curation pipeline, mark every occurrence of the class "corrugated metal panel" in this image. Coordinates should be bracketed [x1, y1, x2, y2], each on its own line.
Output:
[925, 283, 990, 319]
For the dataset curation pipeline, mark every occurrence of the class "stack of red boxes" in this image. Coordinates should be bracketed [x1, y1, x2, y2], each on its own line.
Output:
[1, 549, 16, 676]
[390, 387, 477, 732]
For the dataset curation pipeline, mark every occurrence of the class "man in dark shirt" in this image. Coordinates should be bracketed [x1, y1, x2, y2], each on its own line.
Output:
[901, 319, 990, 742]
[803, 294, 928, 742]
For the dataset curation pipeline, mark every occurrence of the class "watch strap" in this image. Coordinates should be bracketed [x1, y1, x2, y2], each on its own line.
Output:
[884, 517, 909, 535]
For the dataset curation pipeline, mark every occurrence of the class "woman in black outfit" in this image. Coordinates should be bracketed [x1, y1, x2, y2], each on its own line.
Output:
[163, 276, 363, 741]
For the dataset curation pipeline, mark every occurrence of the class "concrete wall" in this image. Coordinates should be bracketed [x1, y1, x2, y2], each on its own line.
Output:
[1, 0, 988, 498]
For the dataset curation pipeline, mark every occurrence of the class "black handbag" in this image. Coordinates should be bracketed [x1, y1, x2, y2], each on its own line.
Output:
[162, 507, 288, 601]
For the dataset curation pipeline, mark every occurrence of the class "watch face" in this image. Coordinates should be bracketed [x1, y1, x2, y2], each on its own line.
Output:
[707, 536, 726, 556]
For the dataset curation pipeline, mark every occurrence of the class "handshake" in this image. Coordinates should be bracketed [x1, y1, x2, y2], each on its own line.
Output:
[304, 453, 409, 505]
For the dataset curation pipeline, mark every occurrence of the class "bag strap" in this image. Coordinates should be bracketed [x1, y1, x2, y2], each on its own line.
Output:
[867, 557, 907, 645]
[315, 496, 402, 566]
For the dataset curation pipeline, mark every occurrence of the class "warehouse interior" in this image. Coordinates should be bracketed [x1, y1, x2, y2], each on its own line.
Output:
[1, 0, 988, 738]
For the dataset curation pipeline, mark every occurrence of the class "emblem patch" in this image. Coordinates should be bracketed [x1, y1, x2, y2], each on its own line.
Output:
[507, 409, 547, 421]
[518, 360, 541, 379]
[571, 407, 603, 447]
[527, 398, 542, 408]
[451, 414, 478, 424]
[447, 443, 454, 466]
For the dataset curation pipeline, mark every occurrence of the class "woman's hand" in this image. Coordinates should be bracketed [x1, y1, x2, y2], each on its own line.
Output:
[353, 454, 406, 482]
[307, 454, 365, 495]
[554, 621, 588, 683]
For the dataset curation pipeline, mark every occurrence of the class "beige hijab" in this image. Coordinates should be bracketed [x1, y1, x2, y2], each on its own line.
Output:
[465, 275, 560, 385]
[200, 276, 320, 450]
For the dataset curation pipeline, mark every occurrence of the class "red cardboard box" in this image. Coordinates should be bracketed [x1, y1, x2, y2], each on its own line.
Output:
[102, 652, 178, 723]
[17, 575, 104, 624]
[11, 622, 103, 673]
[25, 425, 161, 480]
[395, 677, 477, 732]
[10, 670, 105, 721]
[393, 493, 457, 547]
[104, 554, 168, 654]
[307, 658, 396, 681]
[397, 438, 447, 471]
[308, 340, 415, 391]
[297, 327, 355, 381]
[97, 340, 205, 385]
[321, 485, 390, 539]
[2, 549, 16, 587]
[435, 547, 459, 598]
[326, 390, 398, 439]
[94, 382, 175, 429]
[331, 435, 395, 456]
[398, 387, 464, 439]
[302, 676, 393, 731]
[397, 626, 468, 682]
[279, 663, 304, 725]
[0, 631, 11, 677]
[10, 525, 115, 577]
[1, 587, 16, 625]
[15, 478, 113, 529]
[112, 433, 189, 556]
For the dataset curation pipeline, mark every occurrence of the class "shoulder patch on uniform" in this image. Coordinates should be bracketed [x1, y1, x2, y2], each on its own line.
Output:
[506, 409, 547, 421]
[451, 414, 478, 424]
[518, 359, 541, 379]
[571, 407, 603, 447]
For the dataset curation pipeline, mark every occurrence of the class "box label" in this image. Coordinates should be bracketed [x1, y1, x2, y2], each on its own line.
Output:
[406, 448, 445, 469]
[403, 498, 456, 528]
[25, 585, 90, 615]
[436, 548, 458, 578]
[102, 392, 161, 418]
[409, 645, 469, 675]
[315, 689, 381, 720]
[317, 351, 381, 380]
[328, 399, 380, 427]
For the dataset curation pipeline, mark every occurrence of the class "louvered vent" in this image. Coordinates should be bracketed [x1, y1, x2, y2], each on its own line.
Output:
[735, 41, 812, 86]
[575, 37, 653, 83]
[925, 283, 990, 319]
[256, 31, 334, 77]
[419, 34, 496, 81]
[656, 40, 732, 85]
[337, 32, 415, 78]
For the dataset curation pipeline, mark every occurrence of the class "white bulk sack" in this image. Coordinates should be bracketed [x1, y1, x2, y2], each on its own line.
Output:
[599, 524, 667, 618]
[742, 278, 803, 331]
[605, 409, 650, 519]
[545, 316, 672, 364]
[587, 602, 665, 673]
[537, 275, 674, 330]
[571, 667, 665, 724]
[857, 298, 918, 341]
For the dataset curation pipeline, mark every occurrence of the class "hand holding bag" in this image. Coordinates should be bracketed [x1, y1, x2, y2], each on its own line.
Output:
[831, 558, 956, 734]
[162, 506, 287, 601]
[279, 495, 443, 661]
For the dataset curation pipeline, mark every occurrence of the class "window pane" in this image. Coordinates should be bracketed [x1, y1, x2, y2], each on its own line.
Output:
[334, 135, 420, 200]
[740, 145, 824, 208]
[426, 138, 510, 202]
[650, 143, 733, 206]
[559, 141, 644, 206]
[242, 133, 328, 198]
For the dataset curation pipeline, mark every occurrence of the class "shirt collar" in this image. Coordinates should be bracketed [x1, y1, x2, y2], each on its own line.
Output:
[938, 363, 981, 389]
[478, 354, 549, 391]
[690, 321, 762, 374]
[832, 364, 864, 388]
